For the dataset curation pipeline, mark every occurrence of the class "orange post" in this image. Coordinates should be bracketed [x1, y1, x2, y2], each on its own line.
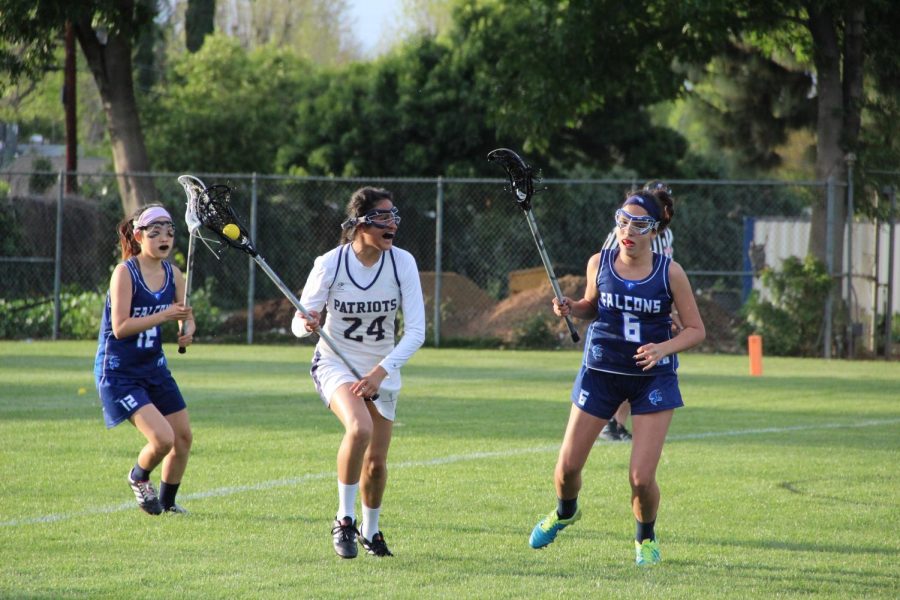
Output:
[748, 334, 763, 376]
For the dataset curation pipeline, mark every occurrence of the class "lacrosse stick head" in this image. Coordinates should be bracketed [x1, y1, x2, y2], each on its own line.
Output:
[177, 174, 206, 235]
[192, 184, 257, 256]
[487, 147, 537, 211]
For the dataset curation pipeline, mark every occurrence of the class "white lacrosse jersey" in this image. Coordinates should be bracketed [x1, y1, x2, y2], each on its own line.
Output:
[294, 244, 426, 382]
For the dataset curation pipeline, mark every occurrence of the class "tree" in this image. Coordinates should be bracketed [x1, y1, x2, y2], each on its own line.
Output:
[707, 0, 900, 275]
[277, 36, 500, 177]
[448, 0, 900, 274]
[682, 43, 816, 173]
[142, 35, 310, 174]
[0, 0, 159, 215]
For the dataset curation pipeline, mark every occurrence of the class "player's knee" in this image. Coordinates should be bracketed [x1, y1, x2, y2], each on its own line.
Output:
[151, 430, 175, 455]
[346, 420, 373, 447]
[555, 462, 580, 487]
[629, 470, 655, 495]
[364, 458, 387, 482]
[175, 426, 193, 453]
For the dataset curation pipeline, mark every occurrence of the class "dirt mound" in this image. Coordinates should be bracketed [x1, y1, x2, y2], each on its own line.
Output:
[218, 270, 741, 351]
[482, 275, 587, 343]
[220, 271, 500, 340]
[479, 274, 741, 350]
[419, 271, 497, 338]
[220, 297, 296, 337]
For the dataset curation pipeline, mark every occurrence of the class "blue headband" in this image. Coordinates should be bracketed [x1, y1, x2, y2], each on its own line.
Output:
[623, 195, 661, 222]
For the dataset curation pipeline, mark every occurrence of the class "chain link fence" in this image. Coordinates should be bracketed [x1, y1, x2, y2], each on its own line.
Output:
[1, 169, 897, 358]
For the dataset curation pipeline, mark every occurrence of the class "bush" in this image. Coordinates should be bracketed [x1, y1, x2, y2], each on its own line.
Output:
[0, 278, 224, 342]
[512, 315, 559, 349]
[738, 255, 832, 356]
[28, 157, 56, 194]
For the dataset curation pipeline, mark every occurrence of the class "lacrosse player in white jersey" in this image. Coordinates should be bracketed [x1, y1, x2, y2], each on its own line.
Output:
[292, 187, 425, 559]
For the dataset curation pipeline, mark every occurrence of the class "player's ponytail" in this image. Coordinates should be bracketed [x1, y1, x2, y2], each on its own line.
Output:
[642, 180, 675, 233]
[117, 209, 143, 260]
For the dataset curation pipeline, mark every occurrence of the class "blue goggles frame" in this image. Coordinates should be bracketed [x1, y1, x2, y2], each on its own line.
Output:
[614, 209, 659, 235]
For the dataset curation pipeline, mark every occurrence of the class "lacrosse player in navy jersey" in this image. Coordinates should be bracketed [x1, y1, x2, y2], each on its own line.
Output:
[94, 204, 195, 516]
[292, 187, 425, 558]
[598, 181, 682, 443]
[529, 185, 705, 566]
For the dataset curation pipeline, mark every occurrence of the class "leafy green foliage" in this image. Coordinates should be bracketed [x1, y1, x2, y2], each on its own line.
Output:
[511, 314, 558, 349]
[0, 279, 222, 341]
[685, 43, 816, 172]
[278, 36, 499, 177]
[27, 156, 55, 194]
[143, 35, 311, 174]
[0, 291, 101, 340]
[0, 1, 156, 81]
[739, 255, 833, 356]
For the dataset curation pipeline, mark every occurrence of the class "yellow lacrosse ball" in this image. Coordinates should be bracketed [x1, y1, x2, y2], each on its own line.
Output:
[222, 224, 240, 240]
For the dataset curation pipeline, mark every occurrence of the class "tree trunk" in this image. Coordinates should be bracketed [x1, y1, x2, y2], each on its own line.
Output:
[806, 5, 847, 276]
[186, 0, 216, 53]
[72, 3, 157, 217]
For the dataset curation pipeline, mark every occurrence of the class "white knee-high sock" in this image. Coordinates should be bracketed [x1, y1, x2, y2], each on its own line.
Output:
[362, 504, 381, 540]
[337, 481, 358, 521]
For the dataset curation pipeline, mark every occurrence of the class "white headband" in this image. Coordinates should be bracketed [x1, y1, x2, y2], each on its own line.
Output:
[133, 206, 172, 229]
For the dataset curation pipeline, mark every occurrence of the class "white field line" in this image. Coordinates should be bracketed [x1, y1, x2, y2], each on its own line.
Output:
[3, 417, 899, 528]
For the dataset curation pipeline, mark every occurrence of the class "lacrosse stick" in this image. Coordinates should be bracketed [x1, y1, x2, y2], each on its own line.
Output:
[176, 174, 206, 354]
[189, 184, 379, 399]
[487, 148, 580, 343]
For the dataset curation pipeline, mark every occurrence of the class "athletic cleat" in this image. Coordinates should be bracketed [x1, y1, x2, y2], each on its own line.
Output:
[529, 508, 582, 549]
[635, 539, 661, 566]
[359, 531, 394, 557]
[332, 517, 359, 559]
[599, 419, 621, 442]
[616, 423, 632, 442]
[128, 473, 162, 515]
[163, 503, 188, 515]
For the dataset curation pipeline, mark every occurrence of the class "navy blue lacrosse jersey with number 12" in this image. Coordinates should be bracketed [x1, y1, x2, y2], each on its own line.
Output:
[584, 248, 677, 376]
[94, 258, 175, 380]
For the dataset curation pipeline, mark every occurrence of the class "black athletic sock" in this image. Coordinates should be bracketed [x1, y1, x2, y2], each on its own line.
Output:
[636, 519, 656, 542]
[557, 497, 578, 520]
[131, 463, 151, 481]
[159, 481, 180, 509]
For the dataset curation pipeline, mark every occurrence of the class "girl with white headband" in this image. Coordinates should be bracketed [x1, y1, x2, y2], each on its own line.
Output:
[94, 203, 195, 515]
[528, 185, 705, 566]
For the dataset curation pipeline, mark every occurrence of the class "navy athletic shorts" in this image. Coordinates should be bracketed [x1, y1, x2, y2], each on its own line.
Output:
[569, 365, 683, 419]
[96, 373, 186, 428]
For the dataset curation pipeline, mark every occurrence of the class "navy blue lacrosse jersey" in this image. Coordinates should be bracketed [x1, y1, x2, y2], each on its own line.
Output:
[94, 258, 176, 380]
[584, 248, 677, 375]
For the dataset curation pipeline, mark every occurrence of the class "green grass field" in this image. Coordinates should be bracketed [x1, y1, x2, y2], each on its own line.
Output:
[1, 341, 898, 599]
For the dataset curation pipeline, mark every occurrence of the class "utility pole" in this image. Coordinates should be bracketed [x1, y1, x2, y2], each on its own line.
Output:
[63, 20, 77, 193]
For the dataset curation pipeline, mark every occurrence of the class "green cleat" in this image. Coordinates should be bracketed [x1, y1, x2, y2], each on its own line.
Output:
[635, 538, 661, 566]
[529, 508, 582, 549]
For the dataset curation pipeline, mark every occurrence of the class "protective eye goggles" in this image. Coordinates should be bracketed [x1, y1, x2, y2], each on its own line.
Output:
[139, 220, 176, 237]
[614, 209, 659, 235]
[341, 207, 401, 230]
